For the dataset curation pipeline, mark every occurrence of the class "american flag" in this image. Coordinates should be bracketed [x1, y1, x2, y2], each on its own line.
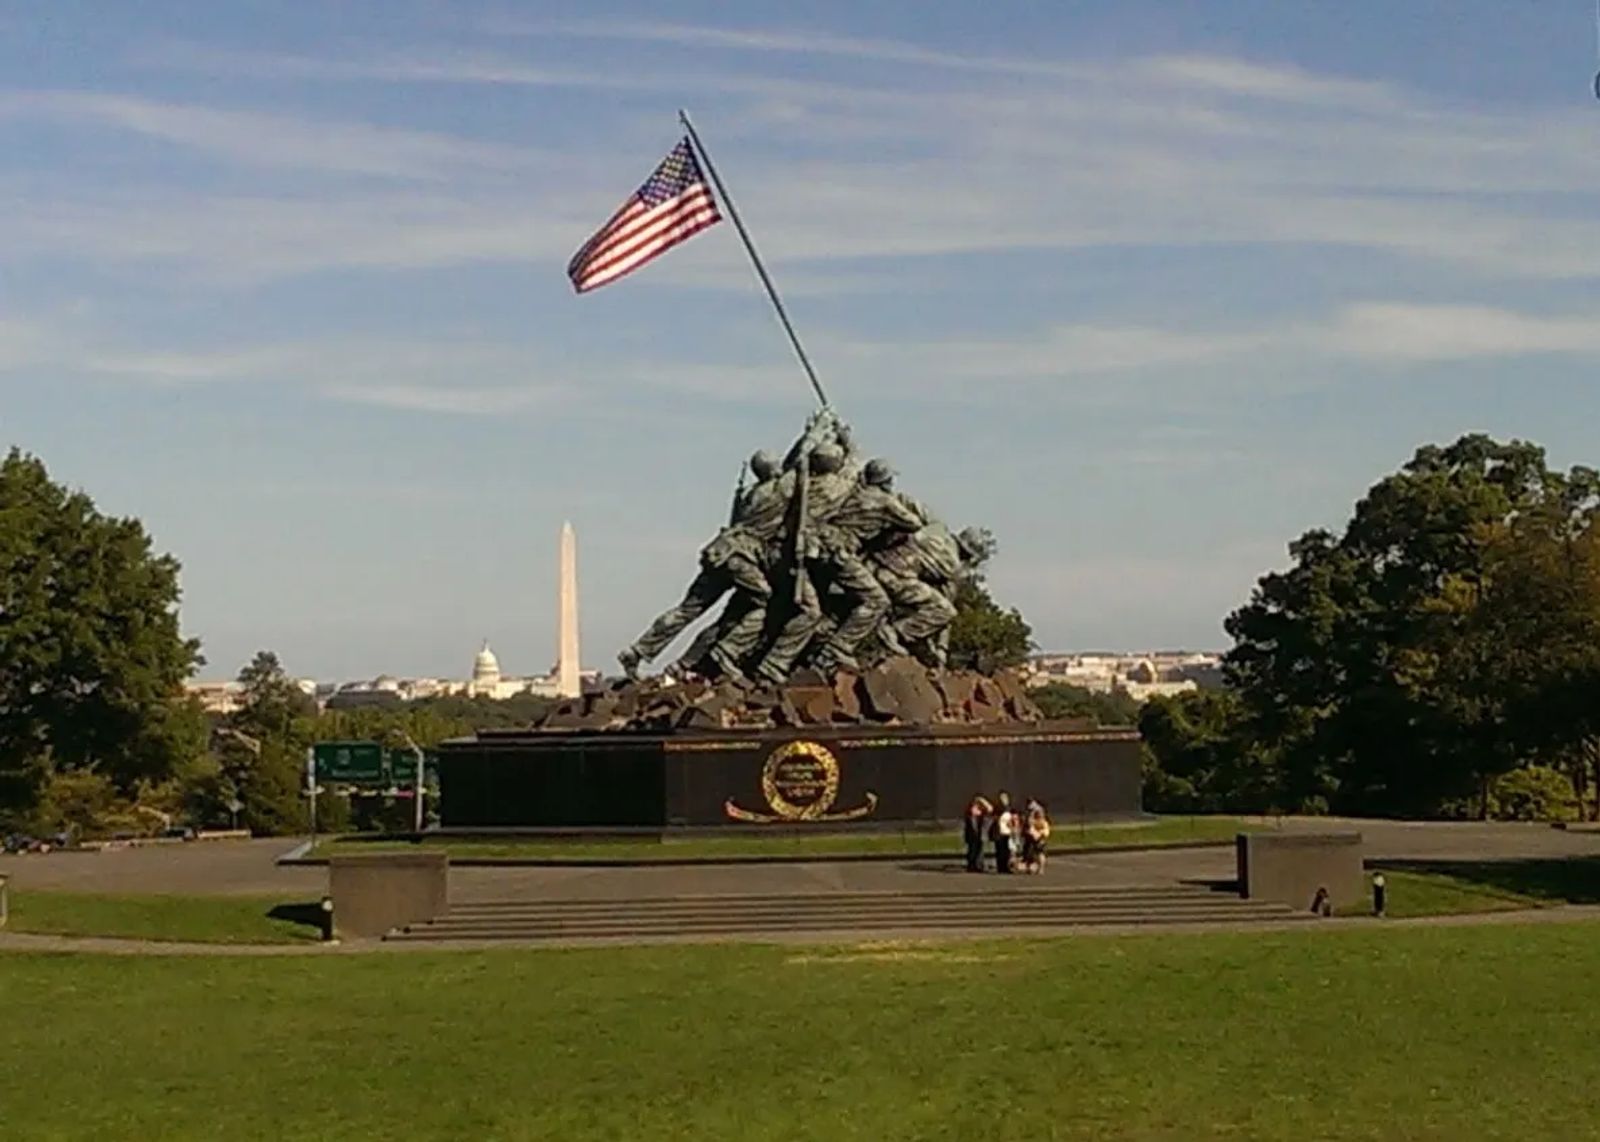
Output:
[567, 139, 722, 293]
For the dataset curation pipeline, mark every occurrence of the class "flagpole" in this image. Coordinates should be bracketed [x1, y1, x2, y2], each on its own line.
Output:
[678, 108, 830, 410]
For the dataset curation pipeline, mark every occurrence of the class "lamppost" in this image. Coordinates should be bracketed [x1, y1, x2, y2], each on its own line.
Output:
[375, 729, 429, 836]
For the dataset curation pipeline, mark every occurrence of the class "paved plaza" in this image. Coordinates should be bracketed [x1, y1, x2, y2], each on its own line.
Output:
[4, 819, 1600, 905]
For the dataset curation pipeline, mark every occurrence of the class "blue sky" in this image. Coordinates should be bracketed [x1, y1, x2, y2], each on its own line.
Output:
[5, 2, 1600, 682]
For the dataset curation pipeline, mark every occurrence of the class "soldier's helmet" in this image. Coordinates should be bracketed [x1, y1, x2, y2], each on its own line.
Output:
[955, 527, 989, 563]
[749, 451, 779, 480]
[863, 458, 896, 487]
[809, 445, 845, 474]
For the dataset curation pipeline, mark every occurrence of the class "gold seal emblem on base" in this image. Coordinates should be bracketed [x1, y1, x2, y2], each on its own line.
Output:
[724, 740, 878, 823]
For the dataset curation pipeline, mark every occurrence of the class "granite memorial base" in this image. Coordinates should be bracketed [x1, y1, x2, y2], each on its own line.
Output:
[1236, 831, 1364, 912]
[328, 851, 449, 938]
[435, 723, 1143, 830]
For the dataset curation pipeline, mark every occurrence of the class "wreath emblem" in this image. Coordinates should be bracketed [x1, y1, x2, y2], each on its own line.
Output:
[725, 740, 878, 823]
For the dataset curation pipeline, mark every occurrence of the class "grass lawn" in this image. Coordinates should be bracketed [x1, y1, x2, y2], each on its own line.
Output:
[312, 814, 1253, 862]
[1341, 869, 1544, 919]
[6, 923, 1600, 1141]
[5, 855, 1593, 945]
[1341, 856, 1600, 919]
[5, 891, 319, 944]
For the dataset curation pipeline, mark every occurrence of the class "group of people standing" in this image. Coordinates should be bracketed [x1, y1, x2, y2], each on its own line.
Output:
[962, 793, 1051, 875]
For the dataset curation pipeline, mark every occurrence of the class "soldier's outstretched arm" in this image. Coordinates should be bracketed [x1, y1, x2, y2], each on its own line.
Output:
[783, 408, 842, 470]
[886, 493, 926, 533]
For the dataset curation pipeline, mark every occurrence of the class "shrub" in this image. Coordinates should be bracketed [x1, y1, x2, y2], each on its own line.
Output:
[1488, 766, 1579, 822]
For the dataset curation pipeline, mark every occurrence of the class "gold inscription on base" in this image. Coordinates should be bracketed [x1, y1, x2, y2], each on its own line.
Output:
[724, 740, 878, 823]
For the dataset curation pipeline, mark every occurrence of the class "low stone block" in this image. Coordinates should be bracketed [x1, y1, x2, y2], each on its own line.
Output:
[329, 852, 448, 939]
[859, 656, 944, 724]
[1236, 831, 1363, 912]
[784, 684, 835, 724]
[831, 672, 862, 722]
[676, 705, 723, 730]
[935, 671, 976, 715]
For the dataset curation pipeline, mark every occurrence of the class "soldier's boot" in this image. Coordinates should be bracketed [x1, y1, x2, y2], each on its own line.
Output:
[812, 647, 860, 675]
[707, 643, 746, 681]
[618, 645, 643, 679]
[877, 626, 911, 659]
[753, 657, 792, 687]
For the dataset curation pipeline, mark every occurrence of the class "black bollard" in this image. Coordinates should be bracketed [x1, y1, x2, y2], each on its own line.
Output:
[319, 895, 335, 942]
[1372, 873, 1387, 917]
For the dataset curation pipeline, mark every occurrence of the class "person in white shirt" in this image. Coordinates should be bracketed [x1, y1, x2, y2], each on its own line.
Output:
[990, 792, 1017, 874]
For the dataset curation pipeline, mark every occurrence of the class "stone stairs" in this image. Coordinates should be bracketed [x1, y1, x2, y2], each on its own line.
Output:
[386, 884, 1309, 943]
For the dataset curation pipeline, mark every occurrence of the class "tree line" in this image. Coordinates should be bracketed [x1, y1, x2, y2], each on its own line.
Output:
[1145, 434, 1600, 821]
[0, 445, 560, 837]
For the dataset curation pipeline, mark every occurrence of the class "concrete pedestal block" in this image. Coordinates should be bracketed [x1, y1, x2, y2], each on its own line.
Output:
[1236, 831, 1363, 912]
[329, 852, 448, 939]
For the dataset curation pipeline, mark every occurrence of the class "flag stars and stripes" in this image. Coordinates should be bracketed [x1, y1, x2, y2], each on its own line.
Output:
[567, 139, 723, 293]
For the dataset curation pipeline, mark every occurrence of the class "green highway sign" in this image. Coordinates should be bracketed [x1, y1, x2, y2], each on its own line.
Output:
[387, 749, 440, 783]
[313, 741, 385, 783]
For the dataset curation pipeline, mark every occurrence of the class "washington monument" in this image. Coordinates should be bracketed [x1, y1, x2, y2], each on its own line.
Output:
[556, 520, 581, 699]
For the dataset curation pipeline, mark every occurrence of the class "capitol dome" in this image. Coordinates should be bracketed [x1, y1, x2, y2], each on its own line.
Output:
[472, 640, 501, 685]
[1127, 659, 1159, 684]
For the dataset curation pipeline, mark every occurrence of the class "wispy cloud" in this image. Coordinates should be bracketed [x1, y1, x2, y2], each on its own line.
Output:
[1138, 55, 1398, 111]
[0, 318, 569, 413]
[11, 298, 1593, 424]
[0, 186, 591, 281]
[0, 89, 541, 180]
[132, 39, 658, 94]
[110, 25, 1600, 288]
[501, 19, 1405, 116]
[1322, 303, 1600, 362]
[325, 383, 559, 415]
[495, 17, 1071, 79]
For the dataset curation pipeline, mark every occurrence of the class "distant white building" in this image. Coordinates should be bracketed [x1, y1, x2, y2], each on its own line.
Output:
[321, 640, 601, 708]
[1024, 650, 1221, 700]
[184, 676, 317, 714]
[465, 640, 571, 700]
[185, 680, 244, 714]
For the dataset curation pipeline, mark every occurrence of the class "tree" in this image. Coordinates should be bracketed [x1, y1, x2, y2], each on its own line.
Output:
[1138, 691, 1279, 813]
[1225, 434, 1600, 816]
[0, 448, 202, 818]
[219, 651, 321, 835]
[1031, 682, 1142, 726]
[946, 528, 1034, 674]
[234, 650, 316, 740]
[1473, 509, 1600, 818]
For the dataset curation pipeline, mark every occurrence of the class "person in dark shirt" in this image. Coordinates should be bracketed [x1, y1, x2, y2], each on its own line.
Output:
[962, 794, 992, 872]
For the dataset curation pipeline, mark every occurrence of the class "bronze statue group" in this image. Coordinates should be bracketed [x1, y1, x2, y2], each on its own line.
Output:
[618, 407, 989, 685]
[963, 793, 1052, 875]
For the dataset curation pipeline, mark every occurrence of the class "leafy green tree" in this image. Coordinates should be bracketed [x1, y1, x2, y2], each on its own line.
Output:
[1138, 691, 1279, 813]
[0, 448, 202, 818]
[1225, 434, 1600, 816]
[1031, 682, 1142, 726]
[30, 770, 129, 837]
[1474, 510, 1600, 817]
[946, 529, 1034, 674]
[213, 651, 322, 835]
[233, 650, 316, 740]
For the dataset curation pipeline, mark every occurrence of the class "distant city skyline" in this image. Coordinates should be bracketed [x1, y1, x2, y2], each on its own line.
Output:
[189, 644, 1226, 686]
[7, 3, 1600, 679]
